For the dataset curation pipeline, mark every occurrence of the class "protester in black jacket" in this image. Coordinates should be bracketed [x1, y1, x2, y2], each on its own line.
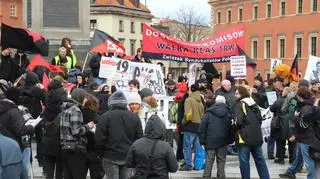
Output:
[127, 114, 178, 179]
[252, 76, 268, 108]
[95, 91, 143, 179]
[199, 95, 233, 178]
[89, 53, 102, 78]
[0, 48, 19, 83]
[96, 84, 110, 115]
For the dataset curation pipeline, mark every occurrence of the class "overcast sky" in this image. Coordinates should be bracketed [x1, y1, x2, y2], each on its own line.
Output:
[144, 0, 211, 24]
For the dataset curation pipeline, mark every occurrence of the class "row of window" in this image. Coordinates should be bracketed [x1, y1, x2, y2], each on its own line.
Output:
[0, 3, 17, 17]
[90, 19, 143, 34]
[251, 34, 318, 59]
[217, 0, 318, 24]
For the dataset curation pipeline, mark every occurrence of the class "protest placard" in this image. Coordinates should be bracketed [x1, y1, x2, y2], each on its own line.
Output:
[230, 56, 246, 78]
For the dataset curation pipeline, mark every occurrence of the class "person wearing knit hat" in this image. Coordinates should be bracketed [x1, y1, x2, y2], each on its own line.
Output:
[95, 91, 143, 179]
[71, 88, 87, 105]
[127, 92, 142, 115]
[140, 88, 153, 100]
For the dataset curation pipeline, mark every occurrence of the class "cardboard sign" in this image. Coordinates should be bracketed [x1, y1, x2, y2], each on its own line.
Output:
[266, 91, 277, 106]
[230, 56, 246, 78]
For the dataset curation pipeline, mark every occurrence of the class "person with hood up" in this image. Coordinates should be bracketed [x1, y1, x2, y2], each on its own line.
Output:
[199, 95, 233, 179]
[180, 84, 204, 171]
[233, 86, 270, 179]
[60, 88, 95, 179]
[95, 91, 143, 179]
[126, 114, 178, 179]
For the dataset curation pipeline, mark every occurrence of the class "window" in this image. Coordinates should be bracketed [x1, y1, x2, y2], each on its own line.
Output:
[295, 36, 302, 58]
[265, 38, 271, 58]
[311, 36, 318, 56]
[10, 3, 17, 17]
[266, 3, 272, 18]
[252, 39, 258, 59]
[227, 10, 231, 23]
[118, 38, 125, 44]
[90, 20, 97, 31]
[280, 1, 286, 16]
[141, 23, 143, 34]
[253, 5, 258, 20]
[119, 20, 124, 32]
[278, 37, 286, 58]
[90, 0, 96, 4]
[0, 1, 2, 16]
[297, 0, 303, 14]
[312, 0, 318, 12]
[217, 12, 221, 24]
[130, 40, 136, 55]
[130, 22, 135, 33]
[238, 8, 243, 22]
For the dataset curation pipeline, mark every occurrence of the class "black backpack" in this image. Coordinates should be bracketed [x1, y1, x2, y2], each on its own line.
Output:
[20, 89, 42, 119]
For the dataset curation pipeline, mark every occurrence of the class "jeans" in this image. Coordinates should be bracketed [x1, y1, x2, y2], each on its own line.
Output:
[238, 145, 270, 179]
[203, 146, 227, 178]
[93, 77, 105, 85]
[102, 158, 132, 179]
[21, 148, 31, 179]
[287, 143, 315, 179]
[183, 131, 200, 167]
[62, 150, 87, 179]
[267, 136, 276, 157]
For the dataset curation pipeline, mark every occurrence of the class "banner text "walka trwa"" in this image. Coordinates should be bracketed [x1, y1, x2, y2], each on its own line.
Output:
[142, 24, 245, 63]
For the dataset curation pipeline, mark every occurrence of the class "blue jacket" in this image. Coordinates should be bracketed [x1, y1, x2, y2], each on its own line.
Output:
[0, 134, 23, 178]
[199, 103, 233, 150]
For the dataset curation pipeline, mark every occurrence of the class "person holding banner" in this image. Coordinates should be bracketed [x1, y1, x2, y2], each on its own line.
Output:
[132, 48, 144, 63]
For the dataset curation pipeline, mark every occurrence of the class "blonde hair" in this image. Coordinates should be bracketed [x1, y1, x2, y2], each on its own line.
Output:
[283, 87, 292, 96]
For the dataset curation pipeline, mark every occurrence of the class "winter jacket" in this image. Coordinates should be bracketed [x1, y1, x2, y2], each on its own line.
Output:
[303, 107, 320, 151]
[0, 54, 18, 83]
[270, 96, 289, 140]
[199, 103, 233, 150]
[252, 85, 268, 108]
[95, 104, 143, 161]
[215, 87, 236, 109]
[166, 88, 177, 96]
[0, 134, 23, 179]
[294, 99, 318, 145]
[0, 99, 34, 150]
[68, 68, 81, 84]
[96, 92, 109, 115]
[233, 97, 263, 146]
[183, 91, 204, 133]
[126, 115, 178, 179]
[82, 108, 99, 152]
[89, 54, 102, 78]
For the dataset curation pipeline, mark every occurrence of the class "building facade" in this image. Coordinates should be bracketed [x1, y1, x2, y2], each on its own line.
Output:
[209, 0, 320, 81]
[151, 18, 213, 79]
[90, 0, 153, 56]
[0, 0, 24, 28]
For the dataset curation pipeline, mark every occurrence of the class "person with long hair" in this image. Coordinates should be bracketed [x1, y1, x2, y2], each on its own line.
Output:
[61, 37, 77, 67]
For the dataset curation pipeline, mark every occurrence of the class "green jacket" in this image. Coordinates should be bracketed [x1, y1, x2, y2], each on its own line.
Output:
[183, 91, 204, 133]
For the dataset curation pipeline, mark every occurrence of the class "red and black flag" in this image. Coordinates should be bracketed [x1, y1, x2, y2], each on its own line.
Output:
[1, 23, 49, 56]
[90, 29, 125, 56]
[290, 53, 299, 81]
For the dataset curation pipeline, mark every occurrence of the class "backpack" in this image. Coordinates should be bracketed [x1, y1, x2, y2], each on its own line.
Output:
[168, 102, 179, 123]
[285, 97, 297, 121]
[20, 89, 41, 119]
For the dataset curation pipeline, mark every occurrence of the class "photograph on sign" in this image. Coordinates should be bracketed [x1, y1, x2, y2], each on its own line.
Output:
[304, 55, 320, 82]
[270, 59, 282, 74]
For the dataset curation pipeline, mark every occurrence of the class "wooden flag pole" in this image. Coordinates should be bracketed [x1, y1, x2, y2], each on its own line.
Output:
[82, 52, 90, 73]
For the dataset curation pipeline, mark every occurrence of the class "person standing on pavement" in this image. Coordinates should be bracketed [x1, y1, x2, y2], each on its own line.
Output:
[199, 95, 233, 178]
[95, 91, 143, 179]
[233, 86, 270, 179]
[180, 84, 204, 171]
[279, 87, 316, 179]
[126, 111, 178, 178]
[252, 75, 268, 108]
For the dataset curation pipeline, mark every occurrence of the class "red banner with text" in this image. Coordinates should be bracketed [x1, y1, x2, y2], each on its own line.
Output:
[142, 24, 245, 63]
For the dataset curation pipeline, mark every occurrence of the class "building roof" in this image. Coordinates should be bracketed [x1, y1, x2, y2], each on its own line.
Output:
[92, 0, 153, 19]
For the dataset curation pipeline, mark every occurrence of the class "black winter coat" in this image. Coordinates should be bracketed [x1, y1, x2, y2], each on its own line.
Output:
[127, 115, 178, 179]
[82, 108, 99, 152]
[233, 98, 264, 146]
[89, 54, 101, 78]
[95, 104, 143, 161]
[199, 103, 233, 150]
[0, 99, 34, 150]
[215, 87, 236, 109]
[0, 54, 18, 83]
[270, 96, 289, 140]
[252, 85, 268, 108]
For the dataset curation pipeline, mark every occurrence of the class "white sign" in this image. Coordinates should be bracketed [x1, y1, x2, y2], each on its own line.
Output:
[304, 55, 320, 82]
[230, 56, 246, 78]
[156, 96, 176, 130]
[260, 107, 273, 138]
[99, 56, 166, 96]
[266, 91, 277, 106]
[188, 63, 197, 87]
[270, 59, 282, 74]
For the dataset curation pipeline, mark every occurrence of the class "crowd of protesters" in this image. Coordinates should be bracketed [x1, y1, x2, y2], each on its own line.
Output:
[1, 38, 320, 179]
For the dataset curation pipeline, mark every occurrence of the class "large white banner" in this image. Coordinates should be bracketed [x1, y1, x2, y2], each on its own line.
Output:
[304, 55, 320, 82]
[230, 56, 246, 78]
[270, 59, 282, 74]
[99, 56, 166, 96]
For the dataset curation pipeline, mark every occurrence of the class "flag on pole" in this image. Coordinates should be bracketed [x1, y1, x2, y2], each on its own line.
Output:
[290, 53, 299, 81]
[90, 29, 125, 56]
[1, 23, 49, 56]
